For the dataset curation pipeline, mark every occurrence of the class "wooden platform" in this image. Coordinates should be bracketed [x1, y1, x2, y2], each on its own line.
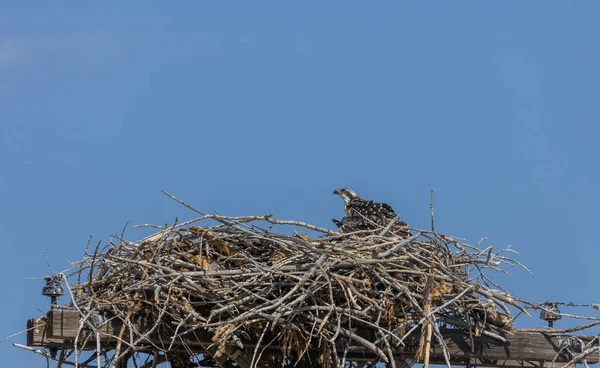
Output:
[27, 309, 598, 367]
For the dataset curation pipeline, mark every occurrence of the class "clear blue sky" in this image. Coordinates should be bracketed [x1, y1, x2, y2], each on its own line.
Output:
[2, 2, 599, 365]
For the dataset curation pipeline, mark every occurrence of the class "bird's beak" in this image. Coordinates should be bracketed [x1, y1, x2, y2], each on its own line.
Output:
[332, 189, 340, 195]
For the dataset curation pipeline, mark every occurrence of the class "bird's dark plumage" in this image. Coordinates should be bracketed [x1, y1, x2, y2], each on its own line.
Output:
[332, 188, 410, 236]
[331, 216, 372, 233]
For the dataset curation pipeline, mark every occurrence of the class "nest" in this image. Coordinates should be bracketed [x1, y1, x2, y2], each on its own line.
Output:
[46, 194, 588, 368]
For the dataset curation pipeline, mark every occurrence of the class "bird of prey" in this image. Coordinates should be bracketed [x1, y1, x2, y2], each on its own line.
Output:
[332, 188, 410, 236]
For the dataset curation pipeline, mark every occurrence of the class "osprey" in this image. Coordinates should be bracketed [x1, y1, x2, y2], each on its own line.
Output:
[332, 188, 410, 236]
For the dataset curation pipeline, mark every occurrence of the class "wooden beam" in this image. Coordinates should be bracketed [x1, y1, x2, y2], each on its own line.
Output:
[48, 309, 114, 339]
[28, 310, 599, 366]
[27, 318, 65, 347]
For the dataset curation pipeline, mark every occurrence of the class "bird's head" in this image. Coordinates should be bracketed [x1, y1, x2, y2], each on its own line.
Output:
[333, 188, 360, 205]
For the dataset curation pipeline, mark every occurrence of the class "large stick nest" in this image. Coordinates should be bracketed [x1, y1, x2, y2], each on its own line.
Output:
[52, 194, 589, 367]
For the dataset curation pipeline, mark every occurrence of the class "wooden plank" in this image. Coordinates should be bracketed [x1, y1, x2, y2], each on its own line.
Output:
[415, 329, 595, 363]
[27, 318, 65, 347]
[40, 310, 598, 365]
[48, 309, 114, 339]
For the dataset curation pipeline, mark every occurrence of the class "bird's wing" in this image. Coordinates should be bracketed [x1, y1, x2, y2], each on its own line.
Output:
[338, 216, 372, 232]
[353, 200, 397, 218]
[375, 202, 397, 218]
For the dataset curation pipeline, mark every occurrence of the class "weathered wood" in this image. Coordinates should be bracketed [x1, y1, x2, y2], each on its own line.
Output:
[29, 310, 599, 367]
[26, 318, 65, 347]
[48, 309, 114, 339]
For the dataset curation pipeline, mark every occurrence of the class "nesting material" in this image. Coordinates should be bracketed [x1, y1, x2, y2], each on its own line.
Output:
[61, 199, 550, 368]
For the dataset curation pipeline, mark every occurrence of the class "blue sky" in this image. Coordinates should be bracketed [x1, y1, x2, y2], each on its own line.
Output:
[2, 2, 600, 365]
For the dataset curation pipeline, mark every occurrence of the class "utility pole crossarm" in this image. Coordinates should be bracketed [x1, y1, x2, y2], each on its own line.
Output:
[26, 309, 599, 368]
